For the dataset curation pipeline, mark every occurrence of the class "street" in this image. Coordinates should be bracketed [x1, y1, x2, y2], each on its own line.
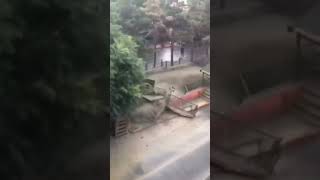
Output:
[110, 107, 210, 180]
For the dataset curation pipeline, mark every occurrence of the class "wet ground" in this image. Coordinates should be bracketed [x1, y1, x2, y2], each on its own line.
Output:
[111, 65, 210, 180]
[148, 65, 204, 96]
[110, 106, 210, 180]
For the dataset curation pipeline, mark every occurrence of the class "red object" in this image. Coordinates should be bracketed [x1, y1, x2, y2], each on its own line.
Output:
[213, 84, 304, 133]
[170, 87, 206, 107]
[231, 85, 303, 123]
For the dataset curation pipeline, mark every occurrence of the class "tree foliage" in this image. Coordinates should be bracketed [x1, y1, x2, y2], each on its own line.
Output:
[141, 0, 164, 22]
[110, 0, 145, 119]
[186, 0, 210, 42]
[109, 0, 210, 118]
[0, 0, 106, 176]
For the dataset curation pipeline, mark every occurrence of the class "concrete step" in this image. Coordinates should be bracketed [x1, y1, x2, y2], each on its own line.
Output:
[212, 146, 270, 177]
[292, 107, 320, 127]
[301, 91, 320, 108]
[303, 83, 320, 97]
[295, 101, 320, 119]
[214, 128, 276, 158]
[255, 113, 320, 146]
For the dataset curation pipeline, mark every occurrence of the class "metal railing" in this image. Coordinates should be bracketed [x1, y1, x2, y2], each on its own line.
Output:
[144, 45, 209, 72]
[288, 25, 320, 79]
[145, 57, 190, 72]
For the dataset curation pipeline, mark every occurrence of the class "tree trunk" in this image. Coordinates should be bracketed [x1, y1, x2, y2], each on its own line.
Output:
[180, 43, 184, 57]
[191, 42, 194, 62]
[153, 43, 157, 68]
[171, 41, 174, 66]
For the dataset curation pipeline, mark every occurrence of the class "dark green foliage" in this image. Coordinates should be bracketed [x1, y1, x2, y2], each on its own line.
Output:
[110, 1, 145, 119]
[0, 0, 107, 176]
[110, 0, 210, 117]
[187, 0, 210, 42]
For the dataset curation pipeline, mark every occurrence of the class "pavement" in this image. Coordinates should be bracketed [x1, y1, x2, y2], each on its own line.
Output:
[110, 107, 210, 180]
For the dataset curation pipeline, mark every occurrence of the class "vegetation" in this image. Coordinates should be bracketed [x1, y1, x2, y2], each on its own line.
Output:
[0, 0, 211, 177]
[187, 0, 210, 43]
[110, 0, 210, 119]
[110, 0, 145, 119]
[0, 0, 106, 177]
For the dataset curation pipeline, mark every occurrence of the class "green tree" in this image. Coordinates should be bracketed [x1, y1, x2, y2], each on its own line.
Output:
[141, 0, 164, 23]
[111, 1, 145, 119]
[186, 0, 210, 42]
[184, 0, 210, 61]
[0, 0, 106, 176]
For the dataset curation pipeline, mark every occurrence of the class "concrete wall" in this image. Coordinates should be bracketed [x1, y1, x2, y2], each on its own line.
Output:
[213, 15, 298, 111]
[261, 0, 316, 17]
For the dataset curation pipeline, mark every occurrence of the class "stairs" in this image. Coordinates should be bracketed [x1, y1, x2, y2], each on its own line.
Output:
[212, 82, 320, 176]
[294, 83, 320, 126]
[299, 39, 320, 78]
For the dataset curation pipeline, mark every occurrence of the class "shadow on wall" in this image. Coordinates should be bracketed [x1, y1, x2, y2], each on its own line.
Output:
[216, 39, 297, 102]
[261, 0, 317, 17]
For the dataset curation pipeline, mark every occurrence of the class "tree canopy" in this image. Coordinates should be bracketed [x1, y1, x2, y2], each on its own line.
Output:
[110, 0, 145, 119]
[0, 0, 106, 176]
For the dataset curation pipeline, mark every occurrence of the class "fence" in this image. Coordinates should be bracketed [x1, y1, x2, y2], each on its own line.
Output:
[144, 57, 189, 71]
[144, 45, 209, 72]
[287, 25, 320, 79]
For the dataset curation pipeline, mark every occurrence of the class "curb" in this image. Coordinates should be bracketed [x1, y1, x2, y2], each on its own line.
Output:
[145, 63, 193, 75]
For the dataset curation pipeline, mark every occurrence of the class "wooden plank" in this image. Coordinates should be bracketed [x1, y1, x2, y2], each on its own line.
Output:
[143, 95, 165, 102]
[114, 119, 128, 137]
[115, 131, 127, 137]
[116, 126, 127, 130]
[167, 105, 196, 118]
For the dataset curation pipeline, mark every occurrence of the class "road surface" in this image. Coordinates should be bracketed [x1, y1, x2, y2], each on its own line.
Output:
[110, 107, 210, 180]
